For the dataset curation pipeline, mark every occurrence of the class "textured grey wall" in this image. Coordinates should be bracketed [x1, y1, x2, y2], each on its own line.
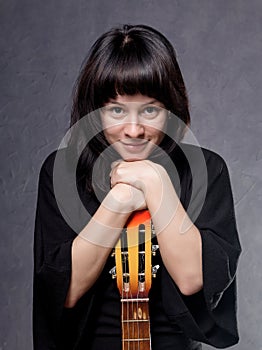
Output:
[1, 0, 261, 349]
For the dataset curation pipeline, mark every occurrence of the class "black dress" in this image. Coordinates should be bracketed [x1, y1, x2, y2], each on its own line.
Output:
[33, 143, 241, 349]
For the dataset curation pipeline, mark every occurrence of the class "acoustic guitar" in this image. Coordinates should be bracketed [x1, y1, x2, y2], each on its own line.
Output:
[110, 210, 159, 350]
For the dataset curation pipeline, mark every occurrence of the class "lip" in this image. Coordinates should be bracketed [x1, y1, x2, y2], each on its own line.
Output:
[120, 141, 148, 153]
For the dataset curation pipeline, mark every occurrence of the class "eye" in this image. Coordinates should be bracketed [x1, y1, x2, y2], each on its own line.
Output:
[145, 106, 156, 113]
[109, 106, 126, 119]
[141, 106, 160, 119]
[111, 107, 124, 114]
[102, 105, 127, 119]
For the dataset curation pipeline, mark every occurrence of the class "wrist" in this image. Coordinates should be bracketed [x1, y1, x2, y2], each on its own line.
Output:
[144, 164, 167, 199]
[103, 184, 145, 214]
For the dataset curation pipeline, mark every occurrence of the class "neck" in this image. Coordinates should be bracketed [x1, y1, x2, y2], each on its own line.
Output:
[121, 298, 151, 350]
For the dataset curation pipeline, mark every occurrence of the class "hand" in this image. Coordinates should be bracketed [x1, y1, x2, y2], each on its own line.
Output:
[110, 159, 164, 193]
[103, 183, 147, 214]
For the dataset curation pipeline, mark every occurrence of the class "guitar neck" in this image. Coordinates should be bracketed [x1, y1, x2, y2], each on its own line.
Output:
[121, 299, 151, 350]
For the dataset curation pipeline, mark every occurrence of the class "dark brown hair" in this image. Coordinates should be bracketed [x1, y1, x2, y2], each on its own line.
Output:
[68, 24, 190, 194]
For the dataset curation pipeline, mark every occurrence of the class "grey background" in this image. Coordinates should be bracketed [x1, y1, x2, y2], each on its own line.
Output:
[1, 0, 261, 349]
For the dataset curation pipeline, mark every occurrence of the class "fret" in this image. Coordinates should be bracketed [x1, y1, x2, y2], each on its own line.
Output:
[123, 339, 151, 348]
[122, 339, 151, 350]
[123, 338, 150, 341]
[122, 319, 149, 323]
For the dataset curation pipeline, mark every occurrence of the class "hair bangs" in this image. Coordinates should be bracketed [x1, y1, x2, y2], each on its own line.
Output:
[94, 43, 169, 106]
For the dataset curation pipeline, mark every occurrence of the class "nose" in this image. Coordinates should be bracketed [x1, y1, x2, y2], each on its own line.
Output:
[123, 116, 145, 138]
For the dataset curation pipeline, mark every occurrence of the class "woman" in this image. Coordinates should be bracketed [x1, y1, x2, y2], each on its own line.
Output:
[33, 24, 241, 349]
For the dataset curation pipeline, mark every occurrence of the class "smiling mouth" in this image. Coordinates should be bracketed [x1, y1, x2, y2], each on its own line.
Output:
[121, 141, 148, 146]
[118, 141, 149, 154]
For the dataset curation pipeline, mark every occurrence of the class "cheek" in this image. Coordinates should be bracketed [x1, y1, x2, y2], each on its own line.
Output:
[146, 118, 167, 136]
[155, 131, 165, 145]
[147, 126, 166, 143]
[102, 126, 122, 144]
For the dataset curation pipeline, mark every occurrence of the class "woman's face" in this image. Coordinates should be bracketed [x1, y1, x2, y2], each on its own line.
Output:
[100, 94, 168, 161]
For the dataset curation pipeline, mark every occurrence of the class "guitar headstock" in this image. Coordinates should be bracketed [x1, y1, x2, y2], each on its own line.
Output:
[110, 210, 159, 300]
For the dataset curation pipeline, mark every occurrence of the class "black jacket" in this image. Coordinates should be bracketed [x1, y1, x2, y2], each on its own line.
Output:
[33, 143, 241, 349]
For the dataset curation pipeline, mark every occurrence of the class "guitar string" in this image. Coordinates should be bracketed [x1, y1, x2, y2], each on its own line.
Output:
[125, 248, 129, 350]
[121, 239, 124, 350]
[139, 223, 147, 350]
[138, 224, 142, 350]
[125, 231, 130, 350]
[123, 220, 152, 350]
[121, 228, 127, 350]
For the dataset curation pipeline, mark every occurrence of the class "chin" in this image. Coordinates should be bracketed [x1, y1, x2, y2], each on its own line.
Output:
[119, 151, 151, 161]
[123, 156, 145, 162]
[115, 145, 155, 161]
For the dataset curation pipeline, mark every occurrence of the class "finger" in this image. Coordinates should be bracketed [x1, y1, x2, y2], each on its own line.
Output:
[111, 159, 122, 170]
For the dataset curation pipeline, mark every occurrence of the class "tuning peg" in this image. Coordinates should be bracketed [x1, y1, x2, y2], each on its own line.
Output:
[111, 249, 115, 257]
[152, 265, 160, 278]
[152, 244, 159, 256]
[109, 266, 116, 279]
[151, 223, 156, 236]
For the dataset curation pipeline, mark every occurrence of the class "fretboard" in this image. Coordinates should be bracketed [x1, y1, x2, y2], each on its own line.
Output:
[121, 299, 151, 350]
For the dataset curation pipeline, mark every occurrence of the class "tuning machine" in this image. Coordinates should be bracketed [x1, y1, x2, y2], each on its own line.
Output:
[152, 264, 160, 278]
[109, 266, 117, 279]
[152, 244, 159, 256]
[151, 222, 156, 236]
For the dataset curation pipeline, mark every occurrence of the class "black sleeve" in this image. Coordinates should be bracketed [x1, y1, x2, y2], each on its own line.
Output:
[33, 151, 95, 350]
[161, 148, 242, 348]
